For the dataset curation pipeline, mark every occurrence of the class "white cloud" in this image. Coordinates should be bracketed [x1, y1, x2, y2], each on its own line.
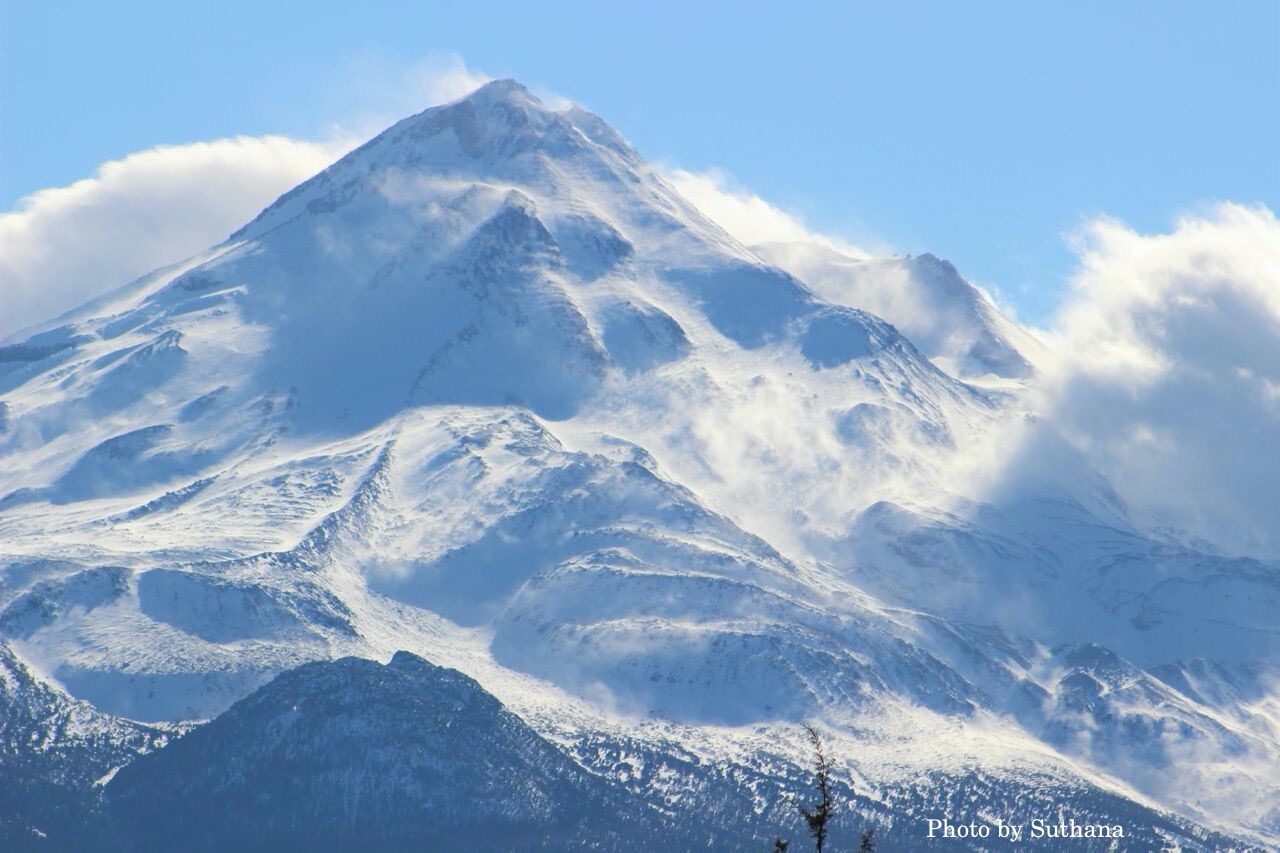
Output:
[1027, 203, 1280, 556]
[663, 167, 874, 257]
[0, 135, 353, 341]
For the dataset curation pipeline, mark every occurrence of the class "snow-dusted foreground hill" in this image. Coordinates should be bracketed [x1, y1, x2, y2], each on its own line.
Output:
[1, 80, 1276, 849]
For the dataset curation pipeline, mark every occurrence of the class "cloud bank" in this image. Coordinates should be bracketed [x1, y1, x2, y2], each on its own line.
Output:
[1034, 203, 1280, 556]
[0, 136, 352, 340]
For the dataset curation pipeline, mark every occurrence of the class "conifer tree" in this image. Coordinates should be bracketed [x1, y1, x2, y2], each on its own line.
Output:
[798, 723, 833, 853]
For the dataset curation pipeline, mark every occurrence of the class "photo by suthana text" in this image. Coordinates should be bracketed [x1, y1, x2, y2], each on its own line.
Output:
[926, 816, 1125, 842]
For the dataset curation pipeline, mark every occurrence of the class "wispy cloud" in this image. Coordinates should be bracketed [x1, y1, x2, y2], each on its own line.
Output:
[324, 52, 494, 140]
[662, 167, 876, 257]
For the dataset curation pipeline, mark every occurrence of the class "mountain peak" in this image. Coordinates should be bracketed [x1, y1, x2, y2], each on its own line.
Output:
[465, 77, 536, 106]
[389, 77, 548, 158]
[428, 77, 546, 124]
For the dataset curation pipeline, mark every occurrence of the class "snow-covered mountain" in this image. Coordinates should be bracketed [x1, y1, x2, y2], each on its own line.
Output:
[2, 80, 1276, 848]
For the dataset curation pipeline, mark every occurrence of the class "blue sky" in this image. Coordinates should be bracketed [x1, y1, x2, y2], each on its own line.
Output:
[2, 0, 1277, 322]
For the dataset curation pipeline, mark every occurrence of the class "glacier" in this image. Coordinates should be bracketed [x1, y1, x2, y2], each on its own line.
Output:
[0, 79, 1277, 849]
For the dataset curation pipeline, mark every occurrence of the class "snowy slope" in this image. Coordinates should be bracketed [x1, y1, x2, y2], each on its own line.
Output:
[1, 80, 1276, 847]
[0, 639, 172, 849]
